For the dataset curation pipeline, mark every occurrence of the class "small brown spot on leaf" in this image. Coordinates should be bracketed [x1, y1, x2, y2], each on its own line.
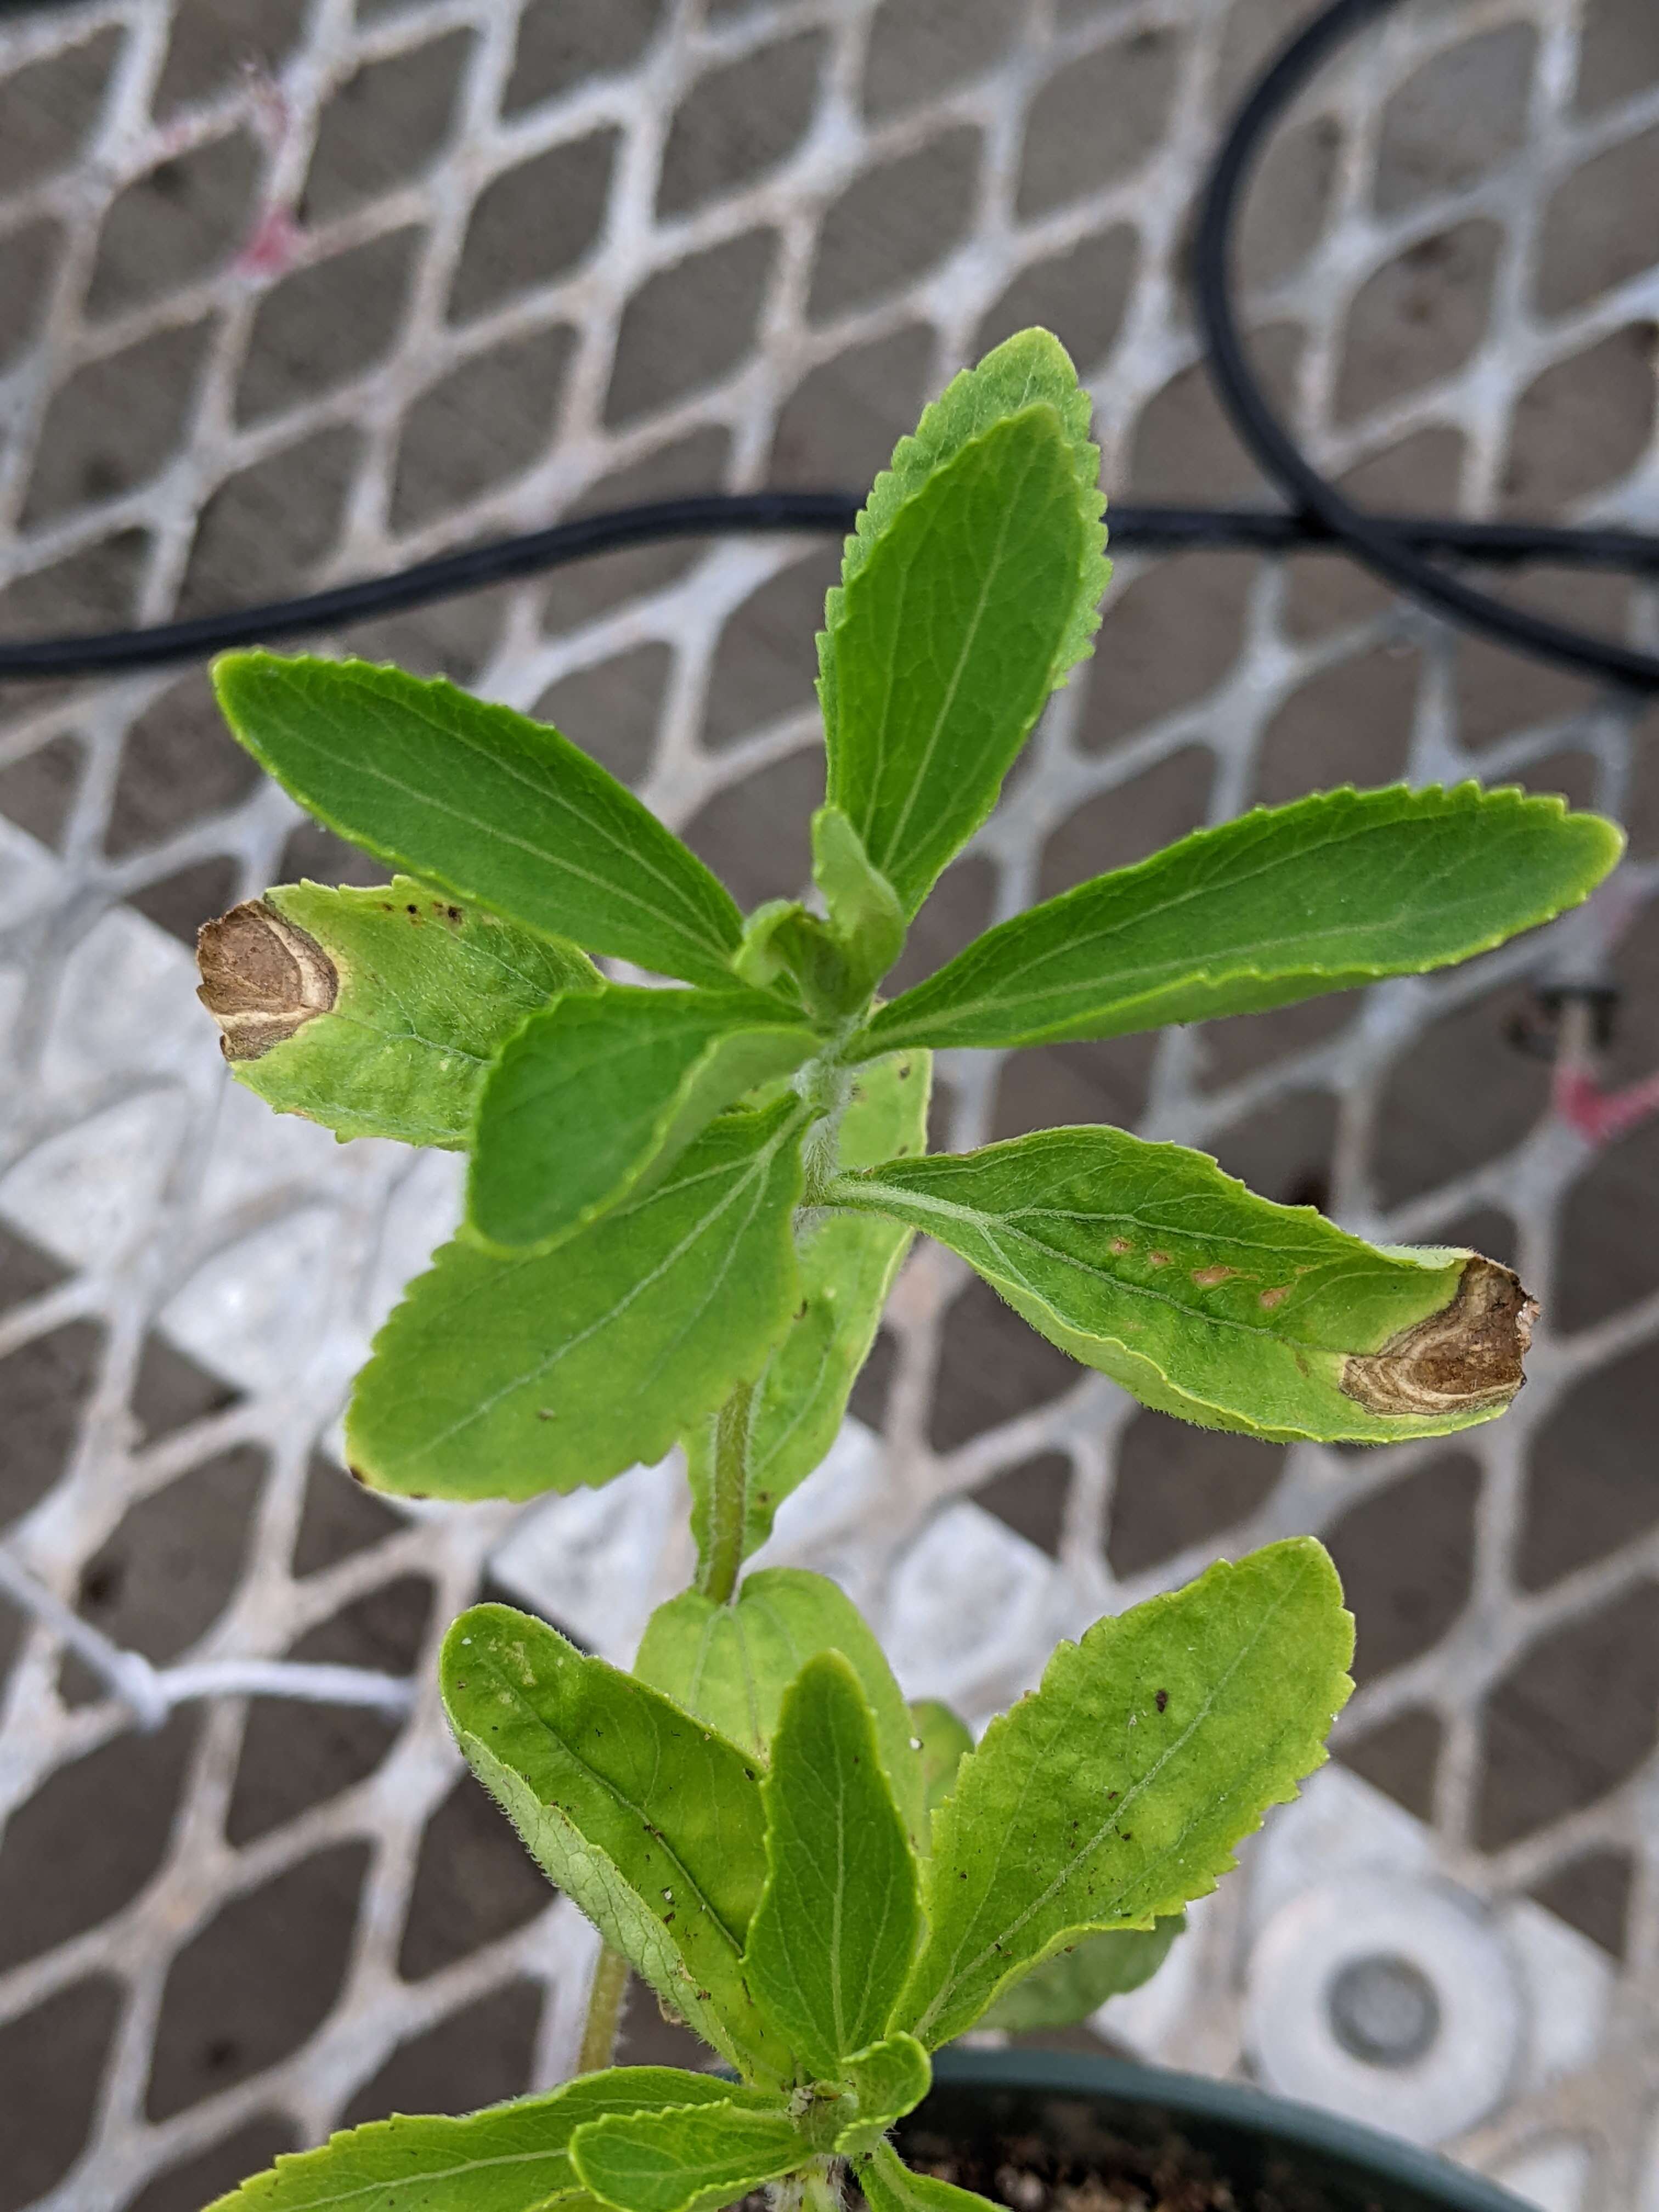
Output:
[1192, 1264, 1238, 1288]
[1341, 1256, 1538, 1418]
[1147, 1250, 1171, 1267]
[196, 900, 336, 1060]
[1109, 1237, 1132, 1255]
[1260, 1285, 1290, 1310]
[1155, 1689, 1168, 1712]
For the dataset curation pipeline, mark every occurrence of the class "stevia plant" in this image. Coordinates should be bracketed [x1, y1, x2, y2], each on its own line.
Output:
[213, 1541, 1351, 2212]
[199, 330, 1620, 1528]
[194, 329, 1622, 2208]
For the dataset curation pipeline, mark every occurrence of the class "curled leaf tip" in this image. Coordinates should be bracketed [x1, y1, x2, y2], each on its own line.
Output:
[196, 899, 336, 1061]
[1341, 1255, 1538, 1418]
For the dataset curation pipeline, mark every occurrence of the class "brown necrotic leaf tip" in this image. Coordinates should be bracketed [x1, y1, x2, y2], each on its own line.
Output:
[1342, 1256, 1539, 1418]
[196, 901, 336, 1062]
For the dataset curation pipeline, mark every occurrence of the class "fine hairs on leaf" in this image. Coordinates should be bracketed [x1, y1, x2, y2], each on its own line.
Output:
[198, 321, 1624, 2212]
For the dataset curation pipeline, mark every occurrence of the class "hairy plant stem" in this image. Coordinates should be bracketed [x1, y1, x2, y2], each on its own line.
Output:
[696, 1378, 757, 1606]
[797, 1035, 857, 1205]
[578, 1941, 630, 2074]
[579, 1036, 866, 2068]
[770, 2160, 846, 2212]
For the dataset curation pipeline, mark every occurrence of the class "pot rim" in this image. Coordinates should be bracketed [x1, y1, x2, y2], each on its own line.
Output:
[926, 2046, 1534, 2212]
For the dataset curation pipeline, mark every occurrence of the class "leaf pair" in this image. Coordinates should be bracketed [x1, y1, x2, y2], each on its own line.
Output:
[345, 1047, 925, 1504]
[203, 2066, 797, 2212]
[446, 1541, 1351, 2069]
[212, 1541, 1350, 2212]
[347, 1095, 809, 1500]
[439, 1575, 934, 2119]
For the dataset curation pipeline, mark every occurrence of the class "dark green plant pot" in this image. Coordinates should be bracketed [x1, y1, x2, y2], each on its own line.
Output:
[916, 2049, 1529, 2212]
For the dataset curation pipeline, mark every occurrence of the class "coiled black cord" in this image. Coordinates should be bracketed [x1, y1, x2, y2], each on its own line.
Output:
[1, 0, 1655, 685]
[1193, 0, 1659, 690]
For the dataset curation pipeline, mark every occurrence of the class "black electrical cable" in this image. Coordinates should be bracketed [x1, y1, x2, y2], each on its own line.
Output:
[0, 0, 1655, 685]
[1193, 0, 1659, 690]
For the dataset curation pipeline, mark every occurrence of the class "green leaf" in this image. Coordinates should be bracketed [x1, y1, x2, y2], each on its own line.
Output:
[733, 900, 814, 997]
[828, 1126, 1538, 1443]
[978, 1916, 1184, 2034]
[195, 878, 596, 1149]
[743, 1652, 922, 2078]
[892, 1538, 1352, 2047]
[833, 2034, 933, 2155]
[213, 652, 745, 986]
[347, 1097, 807, 1500]
[201, 2067, 768, 2211]
[908, 1701, 974, 1836]
[469, 985, 818, 1254]
[633, 1568, 924, 1842]
[859, 785, 1624, 1054]
[685, 1049, 932, 1561]
[860, 2138, 1000, 2212]
[441, 1605, 792, 2079]
[821, 331, 1109, 917]
[571, 2101, 807, 2212]
[812, 805, 906, 994]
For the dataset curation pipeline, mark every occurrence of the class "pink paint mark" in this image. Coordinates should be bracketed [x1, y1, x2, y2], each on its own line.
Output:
[1553, 1064, 1659, 1146]
[236, 205, 306, 279]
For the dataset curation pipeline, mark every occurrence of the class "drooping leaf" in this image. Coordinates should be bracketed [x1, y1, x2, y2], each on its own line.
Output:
[812, 805, 906, 995]
[860, 2138, 1001, 2212]
[828, 1127, 1538, 1443]
[833, 2034, 933, 2154]
[892, 1539, 1352, 2047]
[469, 985, 818, 1253]
[821, 331, 1109, 918]
[743, 1653, 922, 2078]
[571, 2102, 808, 2212]
[909, 1701, 974, 1836]
[201, 2067, 771, 2212]
[347, 1097, 807, 1500]
[195, 878, 596, 1148]
[859, 785, 1623, 1054]
[441, 1605, 791, 2079]
[685, 1049, 932, 1561]
[978, 1916, 1184, 2033]
[213, 652, 745, 986]
[633, 1567, 924, 1840]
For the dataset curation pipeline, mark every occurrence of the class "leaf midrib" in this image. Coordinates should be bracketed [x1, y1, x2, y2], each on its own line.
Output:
[481, 1641, 754, 1962]
[276, 672, 736, 962]
[250, 2136, 569, 2212]
[412, 1114, 803, 1456]
[878, 805, 1558, 1032]
[832, 1170, 1422, 1355]
[914, 1558, 1310, 2038]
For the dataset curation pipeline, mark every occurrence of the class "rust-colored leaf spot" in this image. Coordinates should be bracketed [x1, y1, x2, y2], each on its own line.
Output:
[1259, 1285, 1290, 1310]
[1109, 1237, 1132, 1255]
[1341, 1256, 1538, 1418]
[1191, 1264, 1238, 1288]
[1147, 1250, 1171, 1267]
[195, 900, 336, 1062]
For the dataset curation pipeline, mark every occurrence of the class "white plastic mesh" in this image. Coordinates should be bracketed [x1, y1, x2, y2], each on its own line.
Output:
[1, 1, 1658, 2207]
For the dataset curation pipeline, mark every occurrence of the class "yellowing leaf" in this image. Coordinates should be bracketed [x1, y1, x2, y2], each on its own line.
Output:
[893, 1539, 1351, 2047]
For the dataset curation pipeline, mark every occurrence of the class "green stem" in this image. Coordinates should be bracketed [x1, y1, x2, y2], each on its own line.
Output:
[696, 1378, 755, 1605]
[578, 1943, 630, 2074]
[804, 2159, 848, 2212]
